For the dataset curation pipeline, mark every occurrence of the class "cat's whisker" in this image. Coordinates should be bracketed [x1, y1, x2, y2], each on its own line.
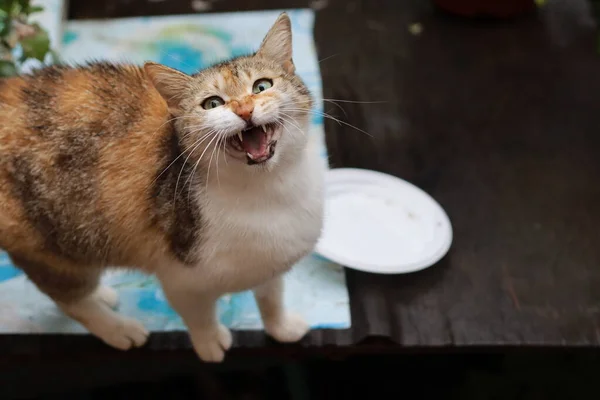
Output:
[281, 107, 373, 138]
[185, 133, 219, 203]
[318, 98, 385, 119]
[277, 113, 305, 137]
[181, 129, 217, 157]
[320, 99, 348, 118]
[187, 158, 204, 204]
[181, 124, 215, 141]
[220, 130, 229, 166]
[149, 129, 212, 188]
[324, 108, 342, 123]
[277, 108, 303, 131]
[207, 133, 222, 188]
[318, 53, 339, 64]
[215, 135, 223, 183]
[215, 135, 224, 186]
[186, 132, 220, 195]
[173, 130, 217, 204]
[282, 107, 340, 125]
[276, 117, 295, 139]
[322, 98, 386, 104]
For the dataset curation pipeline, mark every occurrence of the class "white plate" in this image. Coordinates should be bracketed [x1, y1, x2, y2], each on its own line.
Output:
[315, 168, 453, 274]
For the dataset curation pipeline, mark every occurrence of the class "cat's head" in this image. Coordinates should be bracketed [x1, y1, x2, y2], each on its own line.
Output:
[145, 13, 312, 169]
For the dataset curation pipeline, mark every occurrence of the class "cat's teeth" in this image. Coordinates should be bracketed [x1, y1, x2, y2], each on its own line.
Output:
[237, 132, 243, 142]
[246, 152, 255, 160]
[261, 125, 267, 133]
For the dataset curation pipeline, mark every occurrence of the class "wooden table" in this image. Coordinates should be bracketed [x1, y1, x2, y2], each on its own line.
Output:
[2, 0, 600, 395]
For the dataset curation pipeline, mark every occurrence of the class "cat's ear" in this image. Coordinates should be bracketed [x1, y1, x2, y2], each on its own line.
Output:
[256, 12, 295, 74]
[144, 62, 192, 112]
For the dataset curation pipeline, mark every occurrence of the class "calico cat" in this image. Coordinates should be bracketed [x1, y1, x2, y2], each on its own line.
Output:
[0, 13, 324, 362]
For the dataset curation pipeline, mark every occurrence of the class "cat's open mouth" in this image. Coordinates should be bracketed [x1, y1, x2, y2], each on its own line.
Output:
[227, 122, 278, 165]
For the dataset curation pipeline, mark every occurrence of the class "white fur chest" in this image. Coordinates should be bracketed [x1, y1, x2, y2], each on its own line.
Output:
[197, 151, 324, 293]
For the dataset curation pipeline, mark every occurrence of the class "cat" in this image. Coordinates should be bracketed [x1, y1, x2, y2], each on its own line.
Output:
[0, 12, 324, 362]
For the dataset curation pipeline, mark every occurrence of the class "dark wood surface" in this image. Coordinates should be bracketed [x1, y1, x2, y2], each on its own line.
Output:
[4, 0, 600, 362]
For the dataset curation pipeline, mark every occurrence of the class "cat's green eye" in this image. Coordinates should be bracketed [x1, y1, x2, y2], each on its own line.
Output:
[252, 79, 273, 94]
[202, 96, 225, 110]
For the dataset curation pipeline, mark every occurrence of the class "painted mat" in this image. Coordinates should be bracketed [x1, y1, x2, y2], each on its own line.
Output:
[0, 9, 350, 333]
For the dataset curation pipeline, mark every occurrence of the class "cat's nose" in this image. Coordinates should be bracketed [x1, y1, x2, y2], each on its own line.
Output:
[234, 102, 254, 121]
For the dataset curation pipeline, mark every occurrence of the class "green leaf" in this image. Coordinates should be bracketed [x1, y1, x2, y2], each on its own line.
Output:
[10, 1, 21, 17]
[0, 1, 15, 14]
[19, 24, 50, 62]
[0, 9, 10, 37]
[16, 0, 29, 14]
[0, 59, 18, 77]
[28, 5, 43, 14]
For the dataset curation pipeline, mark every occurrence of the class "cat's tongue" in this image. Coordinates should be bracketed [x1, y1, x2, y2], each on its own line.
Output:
[241, 127, 269, 159]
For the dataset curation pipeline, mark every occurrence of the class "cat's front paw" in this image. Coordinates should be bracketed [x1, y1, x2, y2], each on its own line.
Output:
[190, 324, 232, 363]
[264, 312, 309, 343]
[92, 316, 149, 350]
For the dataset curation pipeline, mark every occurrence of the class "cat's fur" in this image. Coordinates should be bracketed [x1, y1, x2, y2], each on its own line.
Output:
[0, 13, 324, 362]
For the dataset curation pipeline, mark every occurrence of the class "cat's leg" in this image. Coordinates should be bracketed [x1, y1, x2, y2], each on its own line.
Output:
[91, 284, 119, 309]
[158, 273, 232, 362]
[9, 254, 148, 350]
[253, 275, 309, 342]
